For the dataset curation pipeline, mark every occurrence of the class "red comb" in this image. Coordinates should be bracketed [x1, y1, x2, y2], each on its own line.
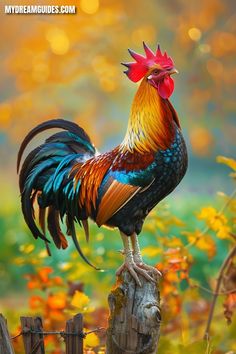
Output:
[122, 42, 174, 82]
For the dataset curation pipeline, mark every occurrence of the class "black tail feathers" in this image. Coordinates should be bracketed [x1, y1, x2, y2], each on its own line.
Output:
[17, 119, 98, 269]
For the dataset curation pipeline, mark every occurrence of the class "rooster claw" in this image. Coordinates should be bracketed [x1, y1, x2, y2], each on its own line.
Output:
[135, 262, 162, 277]
[116, 261, 156, 287]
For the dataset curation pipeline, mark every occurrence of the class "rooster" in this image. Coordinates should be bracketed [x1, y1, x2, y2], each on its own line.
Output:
[17, 43, 188, 286]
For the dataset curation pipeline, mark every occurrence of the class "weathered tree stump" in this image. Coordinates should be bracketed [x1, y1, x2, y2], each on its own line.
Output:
[106, 269, 161, 354]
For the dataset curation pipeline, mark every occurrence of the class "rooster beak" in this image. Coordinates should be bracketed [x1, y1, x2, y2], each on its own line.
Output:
[169, 68, 179, 75]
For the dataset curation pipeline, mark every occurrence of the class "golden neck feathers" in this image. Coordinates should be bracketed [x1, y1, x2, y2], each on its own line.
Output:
[121, 78, 179, 154]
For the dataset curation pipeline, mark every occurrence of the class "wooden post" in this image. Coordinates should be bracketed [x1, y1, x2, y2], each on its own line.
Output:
[20, 316, 45, 354]
[106, 270, 161, 354]
[73, 314, 83, 354]
[0, 314, 15, 354]
[65, 319, 74, 354]
[65, 314, 83, 354]
[32, 317, 45, 354]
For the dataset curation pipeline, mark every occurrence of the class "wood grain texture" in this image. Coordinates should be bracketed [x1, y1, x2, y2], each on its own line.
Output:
[20, 316, 45, 354]
[65, 314, 83, 354]
[0, 314, 15, 354]
[106, 270, 161, 354]
[73, 313, 83, 354]
[65, 319, 73, 354]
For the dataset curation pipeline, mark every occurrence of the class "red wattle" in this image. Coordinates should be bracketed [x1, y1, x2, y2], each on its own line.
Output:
[158, 76, 174, 99]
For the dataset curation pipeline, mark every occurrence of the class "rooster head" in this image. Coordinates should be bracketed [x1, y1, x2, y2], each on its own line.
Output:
[122, 42, 178, 99]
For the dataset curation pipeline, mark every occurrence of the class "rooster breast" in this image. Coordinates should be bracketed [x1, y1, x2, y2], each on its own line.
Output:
[103, 126, 188, 236]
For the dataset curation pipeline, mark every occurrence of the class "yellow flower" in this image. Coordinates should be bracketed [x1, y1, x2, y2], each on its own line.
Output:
[183, 230, 216, 259]
[217, 156, 236, 171]
[217, 225, 231, 239]
[71, 291, 90, 310]
[197, 206, 231, 239]
[198, 206, 217, 220]
[84, 331, 100, 348]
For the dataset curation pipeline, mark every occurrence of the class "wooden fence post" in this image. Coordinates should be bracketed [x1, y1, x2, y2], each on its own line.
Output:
[65, 314, 83, 354]
[106, 270, 161, 354]
[20, 316, 45, 354]
[0, 314, 15, 354]
[73, 314, 83, 354]
[65, 319, 74, 354]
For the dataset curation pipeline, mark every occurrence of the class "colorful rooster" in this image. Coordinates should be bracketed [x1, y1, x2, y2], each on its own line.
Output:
[17, 43, 188, 286]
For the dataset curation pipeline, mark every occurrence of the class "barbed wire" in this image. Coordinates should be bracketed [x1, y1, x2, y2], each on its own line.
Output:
[11, 327, 105, 340]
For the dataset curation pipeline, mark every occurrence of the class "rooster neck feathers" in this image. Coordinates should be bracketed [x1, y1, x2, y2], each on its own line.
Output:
[121, 78, 178, 154]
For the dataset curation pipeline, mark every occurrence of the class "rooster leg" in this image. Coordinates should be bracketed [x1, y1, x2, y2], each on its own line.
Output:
[131, 233, 162, 276]
[116, 232, 155, 286]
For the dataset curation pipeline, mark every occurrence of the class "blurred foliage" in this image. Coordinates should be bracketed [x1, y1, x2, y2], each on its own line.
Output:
[0, 0, 236, 159]
[0, 0, 236, 353]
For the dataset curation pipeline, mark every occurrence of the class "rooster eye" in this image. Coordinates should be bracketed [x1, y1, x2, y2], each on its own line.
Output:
[152, 69, 159, 75]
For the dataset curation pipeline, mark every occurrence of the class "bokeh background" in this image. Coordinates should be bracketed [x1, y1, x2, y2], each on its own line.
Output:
[0, 0, 235, 353]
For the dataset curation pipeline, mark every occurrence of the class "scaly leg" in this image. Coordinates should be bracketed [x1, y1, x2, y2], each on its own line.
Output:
[131, 233, 162, 276]
[116, 232, 156, 286]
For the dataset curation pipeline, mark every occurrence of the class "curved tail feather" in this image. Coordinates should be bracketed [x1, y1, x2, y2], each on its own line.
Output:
[17, 119, 97, 268]
[17, 118, 95, 173]
[67, 214, 99, 270]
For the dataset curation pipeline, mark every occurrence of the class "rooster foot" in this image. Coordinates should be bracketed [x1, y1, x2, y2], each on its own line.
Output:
[131, 233, 162, 277]
[134, 260, 162, 277]
[118, 250, 162, 277]
[116, 260, 156, 287]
